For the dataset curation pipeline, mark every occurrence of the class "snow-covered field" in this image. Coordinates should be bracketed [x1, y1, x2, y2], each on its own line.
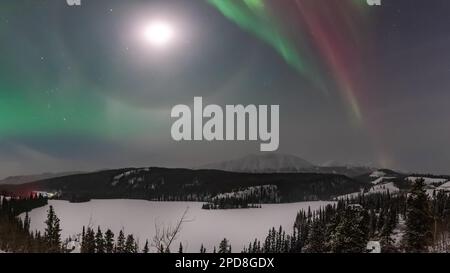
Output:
[437, 181, 450, 191]
[335, 182, 400, 200]
[371, 177, 396, 185]
[368, 182, 399, 194]
[406, 176, 448, 185]
[22, 199, 334, 253]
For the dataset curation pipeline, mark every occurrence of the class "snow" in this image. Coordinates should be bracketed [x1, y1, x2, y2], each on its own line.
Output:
[406, 176, 448, 185]
[437, 181, 450, 191]
[425, 189, 434, 197]
[65, 239, 81, 253]
[368, 170, 396, 185]
[21, 199, 334, 253]
[366, 241, 381, 253]
[0, 196, 12, 204]
[200, 153, 314, 173]
[336, 182, 400, 200]
[213, 185, 277, 200]
[371, 177, 385, 185]
[112, 169, 148, 186]
[391, 216, 406, 247]
[368, 182, 399, 194]
[425, 182, 450, 197]
[371, 177, 396, 185]
[32, 191, 56, 198]
[370, 171, 386, 178]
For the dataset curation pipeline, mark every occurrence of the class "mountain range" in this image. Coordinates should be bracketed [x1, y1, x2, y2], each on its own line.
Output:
[1, 153, 448, 204]
[0, 167, 365, 203]
[0, 172, 84, 185]
[199, 153, 314, 173]
[200, 153, 374, 177]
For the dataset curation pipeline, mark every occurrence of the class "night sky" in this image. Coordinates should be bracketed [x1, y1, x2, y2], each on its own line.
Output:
[1, 0, 450, 177]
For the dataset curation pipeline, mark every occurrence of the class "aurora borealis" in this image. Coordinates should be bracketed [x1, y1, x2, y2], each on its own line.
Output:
[1, 0, 450, 176]
[208, 0, 371, 120]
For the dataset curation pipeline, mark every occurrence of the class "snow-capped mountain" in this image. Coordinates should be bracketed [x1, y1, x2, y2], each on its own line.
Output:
[199, 153, 375, 177]
[199, 153, 315, 173]
[321, 160, 375, 169]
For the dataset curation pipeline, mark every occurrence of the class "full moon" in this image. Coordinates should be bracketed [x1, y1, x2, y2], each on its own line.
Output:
[143, 21, 174, 48]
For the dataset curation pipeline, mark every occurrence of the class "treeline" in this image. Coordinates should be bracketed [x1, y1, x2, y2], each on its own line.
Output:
[239, 179, 450, 253]
[0, 195, 49, 252]
[202, 197, 262, 210]
[202, 186, 278, 209]
[1, 168, 362, 204]
[79, 226, 146, 253]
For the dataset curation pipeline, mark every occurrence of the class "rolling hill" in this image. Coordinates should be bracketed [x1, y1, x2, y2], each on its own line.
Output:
[0, 167, 367, 203]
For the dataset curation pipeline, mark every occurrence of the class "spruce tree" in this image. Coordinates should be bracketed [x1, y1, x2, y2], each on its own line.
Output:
[24, 212, 30, 232]
[218, 238, 231, 253]
[80, 226, 86, 253]
[369, 209, 377, 237]
[304, 220, 326, 253]
[84, 227, 96, 253]
[404, 179, 433, 252]
[44, 205, 61, 253]
[200, 244, 206, 253]
[104, 229, 115, 253]
[116, 230, 125, 253]
[125, 234, 136, 253]
[330, 207, 368, 253]
[143, 240, 149, 253]
[95, 227, 105, 253]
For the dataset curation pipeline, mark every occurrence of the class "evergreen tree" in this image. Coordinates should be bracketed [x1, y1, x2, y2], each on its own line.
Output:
[44, 205, 61, 253]
[116, 230, 125, 253]
[104, 229, 115, 253]
[330, 207, 368, 253]
[200, 244, 206, 253]
[143, 240, 149, 254]
[304, 220, 326, 253]
[377, 209, 385, 234]
[95, 227, 105, 253]
[379, 207, 398, 252]
[80, 226, 86, 253]
[84, 228, 96, 253]
[23, 212, 30, 232]
[403, 179, 433, 252]
[218, 238, 231, 253]
[178, 242, 183, 253]
[369, 209, 377, 237]
[125, 234, 137, 253]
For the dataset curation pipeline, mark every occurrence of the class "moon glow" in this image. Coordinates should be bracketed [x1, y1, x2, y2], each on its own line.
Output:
[142, 21, 174, 48]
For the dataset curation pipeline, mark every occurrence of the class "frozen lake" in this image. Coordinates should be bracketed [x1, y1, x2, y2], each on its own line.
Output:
[23, 199, 334, 253]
